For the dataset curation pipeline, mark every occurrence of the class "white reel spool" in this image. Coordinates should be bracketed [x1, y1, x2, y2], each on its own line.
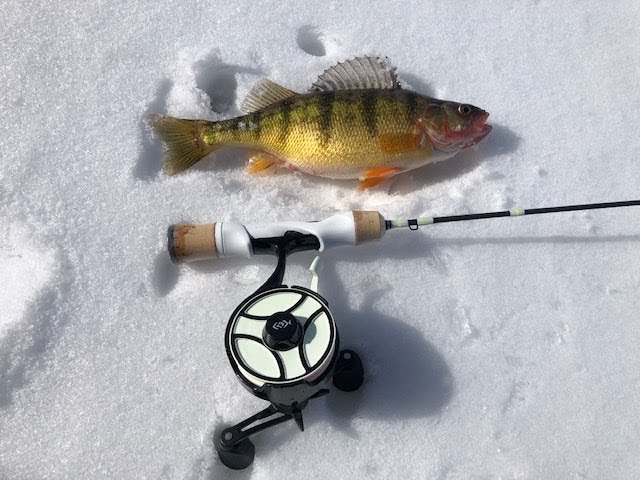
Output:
[225, 285, 338, 407]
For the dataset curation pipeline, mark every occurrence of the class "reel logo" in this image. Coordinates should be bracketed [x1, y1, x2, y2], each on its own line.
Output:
[263, 312, 302, 350]
[272, 318, 292, 331]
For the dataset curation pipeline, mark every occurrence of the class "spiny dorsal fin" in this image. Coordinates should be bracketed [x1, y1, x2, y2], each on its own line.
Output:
[241, 79, 298, 113]
[310, 56, 400, 92]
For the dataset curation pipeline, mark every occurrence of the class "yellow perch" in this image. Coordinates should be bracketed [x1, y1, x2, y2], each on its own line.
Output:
[150, 56, 492, 189]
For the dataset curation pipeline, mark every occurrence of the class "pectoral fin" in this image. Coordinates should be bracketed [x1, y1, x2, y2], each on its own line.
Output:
[247, 152, 281, 176]
[358, 167, 403, 190]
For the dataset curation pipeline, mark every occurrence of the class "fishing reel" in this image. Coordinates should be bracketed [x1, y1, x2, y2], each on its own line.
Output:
[220, 283, 363, 469]
[169, 223, 370, 469]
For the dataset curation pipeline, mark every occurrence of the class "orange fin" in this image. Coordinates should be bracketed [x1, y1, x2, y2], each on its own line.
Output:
[247, 153, 281, 176]
[358, 167, 403, 190]
[378, 133, 423, 154]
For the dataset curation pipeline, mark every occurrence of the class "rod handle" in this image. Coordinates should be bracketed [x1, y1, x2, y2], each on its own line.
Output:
[353, 211, 385, 244]
[168, 224, 217, 264]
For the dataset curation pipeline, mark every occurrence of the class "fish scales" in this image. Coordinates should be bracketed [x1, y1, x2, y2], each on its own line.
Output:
[193, 90, 435, 176]
[257, 89, 423, 177]
[150, 55, 492, 188]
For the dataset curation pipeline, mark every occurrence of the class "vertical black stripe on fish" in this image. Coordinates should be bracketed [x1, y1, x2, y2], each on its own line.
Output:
[228, 118, 241, 141]
[278, 99, 292, 145]
[405, 92, 419, 124]
[362, 90, 378, 138]
[319, 91, 335, 147]
[249, 111, 261, 140]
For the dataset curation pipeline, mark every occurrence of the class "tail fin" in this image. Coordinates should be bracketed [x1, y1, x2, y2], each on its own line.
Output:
[149, 115, 217, 175]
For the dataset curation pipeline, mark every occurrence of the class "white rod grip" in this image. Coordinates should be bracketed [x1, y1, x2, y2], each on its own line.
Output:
[168, 211, 385, 264]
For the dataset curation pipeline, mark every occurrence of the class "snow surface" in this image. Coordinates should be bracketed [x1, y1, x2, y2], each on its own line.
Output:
[1, 1, 640, 478]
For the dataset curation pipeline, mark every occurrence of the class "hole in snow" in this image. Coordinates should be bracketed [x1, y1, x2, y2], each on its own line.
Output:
[296, 26, 326, 57]
[193, 53, 262, 114]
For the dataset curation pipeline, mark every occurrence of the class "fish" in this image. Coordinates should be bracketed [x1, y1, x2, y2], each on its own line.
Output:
[150, 56, 492, 190]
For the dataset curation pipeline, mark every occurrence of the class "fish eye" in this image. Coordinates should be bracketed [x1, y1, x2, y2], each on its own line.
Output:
[458, 104, 472, 116]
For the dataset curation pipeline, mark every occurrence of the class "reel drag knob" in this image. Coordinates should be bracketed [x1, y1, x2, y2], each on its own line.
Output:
[263, 312, 303, 350]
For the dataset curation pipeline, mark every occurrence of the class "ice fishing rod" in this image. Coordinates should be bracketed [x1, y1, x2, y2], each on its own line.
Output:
[170, 198, 639, 470]
[168, 199, 640, 265]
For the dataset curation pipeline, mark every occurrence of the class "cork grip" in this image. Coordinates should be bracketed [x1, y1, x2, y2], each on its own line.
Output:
[168, 224, 217, 264]
[352, 211, 385, 244]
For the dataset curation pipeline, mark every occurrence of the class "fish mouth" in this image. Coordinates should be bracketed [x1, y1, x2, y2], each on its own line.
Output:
[468, 113, 492, 146]
[429, 111, 492, 152]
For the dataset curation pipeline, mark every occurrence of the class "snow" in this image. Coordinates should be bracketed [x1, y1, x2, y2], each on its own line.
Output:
[1, 1, 640, 478]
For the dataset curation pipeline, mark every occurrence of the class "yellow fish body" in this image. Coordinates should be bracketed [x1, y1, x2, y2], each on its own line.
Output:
[151, 56, 492, 189]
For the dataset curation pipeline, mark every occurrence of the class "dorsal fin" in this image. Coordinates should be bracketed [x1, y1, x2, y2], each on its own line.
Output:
[241, 79, 298, 113]
[310, 56, 400, 92]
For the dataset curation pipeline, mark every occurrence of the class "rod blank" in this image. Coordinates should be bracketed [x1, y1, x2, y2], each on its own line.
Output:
[386, 200, 640, 230]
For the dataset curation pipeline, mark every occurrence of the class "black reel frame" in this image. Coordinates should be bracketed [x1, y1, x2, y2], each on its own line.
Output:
[215, 231, 364, 470]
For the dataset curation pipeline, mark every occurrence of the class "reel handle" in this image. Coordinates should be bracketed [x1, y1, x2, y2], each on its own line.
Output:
[168, 211, 385, 264]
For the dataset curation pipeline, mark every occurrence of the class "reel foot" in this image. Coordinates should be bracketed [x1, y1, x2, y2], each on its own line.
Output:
[215, 428, 255, 470]
[333, 349, 364, 392]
